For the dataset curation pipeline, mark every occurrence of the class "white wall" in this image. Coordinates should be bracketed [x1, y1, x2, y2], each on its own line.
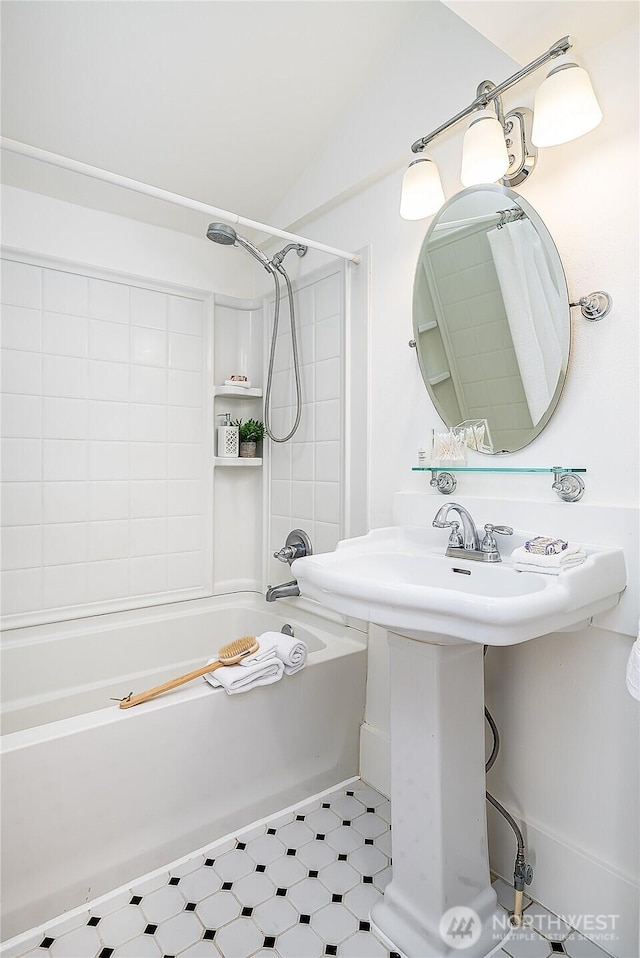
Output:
[268, 5, 639, 955]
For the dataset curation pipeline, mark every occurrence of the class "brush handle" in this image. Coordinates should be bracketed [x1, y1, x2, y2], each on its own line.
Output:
[119, 661, 223, 709]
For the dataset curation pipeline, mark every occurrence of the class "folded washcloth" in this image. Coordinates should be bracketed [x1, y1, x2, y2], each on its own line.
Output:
[241, 631, 308, 675]
[203, 656, 284, 695]
[626, 630, 640, 702]
[511, 544, 586, 575]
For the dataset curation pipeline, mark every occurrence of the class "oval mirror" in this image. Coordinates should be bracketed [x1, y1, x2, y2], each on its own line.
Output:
[412, 185, 570, 454]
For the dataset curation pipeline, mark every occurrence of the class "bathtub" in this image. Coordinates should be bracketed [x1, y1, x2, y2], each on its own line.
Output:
[0, 593, 367, 941]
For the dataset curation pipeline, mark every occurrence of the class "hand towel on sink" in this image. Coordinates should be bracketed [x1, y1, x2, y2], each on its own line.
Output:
[203, 656, 284, 695]
[240, 631, 308, 675]
[511, 544, 586, 575]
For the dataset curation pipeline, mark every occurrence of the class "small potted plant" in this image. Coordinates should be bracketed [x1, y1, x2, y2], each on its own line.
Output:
[234, 418, 265, 458]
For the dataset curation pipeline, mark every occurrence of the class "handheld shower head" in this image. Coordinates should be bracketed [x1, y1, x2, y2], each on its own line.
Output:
[206, 222, 272, 272]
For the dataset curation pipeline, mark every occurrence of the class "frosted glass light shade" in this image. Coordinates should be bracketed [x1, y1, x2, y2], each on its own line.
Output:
[532, 56, 602, 147]
[460, 109, 510, 186]
[400, 156, 445, 220]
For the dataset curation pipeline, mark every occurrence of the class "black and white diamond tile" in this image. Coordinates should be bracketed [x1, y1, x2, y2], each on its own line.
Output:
[13, 781, 614, 958]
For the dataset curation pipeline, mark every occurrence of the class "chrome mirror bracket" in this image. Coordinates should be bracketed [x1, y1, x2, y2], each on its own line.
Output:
[501, 107, 538, 187]
[570, 291, 612, 322]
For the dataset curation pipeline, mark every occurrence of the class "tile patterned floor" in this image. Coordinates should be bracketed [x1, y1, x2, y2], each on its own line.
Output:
[10, 781, 614, 958]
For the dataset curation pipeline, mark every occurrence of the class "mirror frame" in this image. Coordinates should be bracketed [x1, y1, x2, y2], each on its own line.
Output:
[412, 184, 571, 454]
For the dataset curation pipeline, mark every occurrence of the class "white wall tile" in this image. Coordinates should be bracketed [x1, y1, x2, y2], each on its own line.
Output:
[89, 520, 129, 562]
[168, 443, 201, 480]
[131, 442, 168, 480]
[130, 287, 167, 329]
[168, 407, 202, 443]
[1, 482, 42, 525]
[1, 261, 41, 309]
[291, 442, 314, 481]
[89, 441, 129, 480]
[169, 332, 202, 371]
[168, 296, 203, 336]
[315, 358, 341, 402]
[295, 284, 315, 326]
[315, 482, 341, 524]
[89, 279, 129, 323]
[43, 523, 88, 566]
[1, 305, 41, 352]
[130, 517, 167, 557]
[89, 319, 130, 363]
[168, 551, 203, 590]
[43, 439, 88, 481]
[130, 480, 167, 518]
[130, 364, 167, 405]
[298, 325, 315, 366]
[274, 331, 292, 372]
[89, 401, 129, 441]
[129, 555, 168, 595]
[315, 316, 341, 362]
[271, 479, 291, 517]
[314, 521, 341, 555]
[43, 355, 88, 399]
[1, 439, 42, 481]
[1, 525, 42, 570]
[168, 516, 202, 553]
[315, 442, 341, 482]
[43, 562, 88, 609]
[89, 481, 129, 521]
[291, 404, 314, 444]
[315, 400, 341, 442]
[168, 369, 202, 407]
[1, 348, 41, 395]
[168, 479, 202, 516]
[270, 370, 293, 409]
[87, 558, 129, 602]
[44, 482, 89, 523]
[1, 568, 42, 614]
[271, 443, 291, 482]
[42, 312, 88, 357]
[2, 394, 42, 438]
[314, 274, 341, 323]
[131, 404, 167, 442]
[43, 398, 89, 440]
[300, 364, 315, 404]
[291, 481, 314, 521]
[88, 360, 129, 401]
[131, 326, 167, 367]
[42, 270, 88, 316]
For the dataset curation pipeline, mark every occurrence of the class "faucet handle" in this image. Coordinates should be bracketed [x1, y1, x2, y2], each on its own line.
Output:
[447, 520, 464, 549]
[274, 546, 296, 563]
[481, 523, 514, 554]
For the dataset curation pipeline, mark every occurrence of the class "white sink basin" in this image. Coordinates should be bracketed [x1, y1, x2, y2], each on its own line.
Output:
[292, 526, 626, 644]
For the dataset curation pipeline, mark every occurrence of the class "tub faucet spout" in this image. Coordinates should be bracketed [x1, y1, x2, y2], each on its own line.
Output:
[266, 579, 300, 602]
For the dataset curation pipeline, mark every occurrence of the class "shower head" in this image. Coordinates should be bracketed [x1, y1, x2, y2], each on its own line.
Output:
[206, 222, 272, 272]
[206, 223, 237, 246]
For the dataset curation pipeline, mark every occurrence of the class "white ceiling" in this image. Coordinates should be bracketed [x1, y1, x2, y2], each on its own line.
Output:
[1, 0, 423, 232]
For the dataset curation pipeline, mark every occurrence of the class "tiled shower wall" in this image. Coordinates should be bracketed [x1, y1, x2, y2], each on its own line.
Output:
[268, 266, 344, 582]
[0, 255, 213, 627]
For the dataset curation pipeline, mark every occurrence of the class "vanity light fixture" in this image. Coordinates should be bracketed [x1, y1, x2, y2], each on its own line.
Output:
[400, 36, 602, 219]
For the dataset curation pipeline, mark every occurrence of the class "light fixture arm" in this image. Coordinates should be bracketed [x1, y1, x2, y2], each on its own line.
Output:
[410, 36, 572, 153]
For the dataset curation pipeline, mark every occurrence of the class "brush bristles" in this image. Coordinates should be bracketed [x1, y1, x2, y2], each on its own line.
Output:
[217, 635, 258, 663]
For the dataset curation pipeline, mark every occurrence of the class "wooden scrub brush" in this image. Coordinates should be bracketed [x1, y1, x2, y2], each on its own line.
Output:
[118, 635, 258, 709]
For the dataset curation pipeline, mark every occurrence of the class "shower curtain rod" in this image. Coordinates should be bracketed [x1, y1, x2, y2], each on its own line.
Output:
[1, 137, 361, 265]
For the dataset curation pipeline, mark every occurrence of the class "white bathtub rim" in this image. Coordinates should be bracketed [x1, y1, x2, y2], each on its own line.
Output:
[1, 629, 364, 752]
[0, 775, 361, 958]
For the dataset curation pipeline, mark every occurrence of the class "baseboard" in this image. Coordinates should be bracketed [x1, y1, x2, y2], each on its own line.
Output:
[359, 723, 390, 797]
[488, 804, 639, 958]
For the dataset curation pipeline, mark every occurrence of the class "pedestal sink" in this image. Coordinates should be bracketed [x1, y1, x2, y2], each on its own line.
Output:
[292, 526, 626, 958]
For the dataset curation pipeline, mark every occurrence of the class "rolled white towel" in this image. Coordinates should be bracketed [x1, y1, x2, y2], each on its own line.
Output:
[240, 630, 308, 675]
[203, 656, 284, 695]
[512, 544, 586, 575]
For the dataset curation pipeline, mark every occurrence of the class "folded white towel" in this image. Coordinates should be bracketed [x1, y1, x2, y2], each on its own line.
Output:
[512, 544, 586, 575]
[241, 631, 308, 675]
[203, 657, 284, 695]
[626, 631, 640, 702]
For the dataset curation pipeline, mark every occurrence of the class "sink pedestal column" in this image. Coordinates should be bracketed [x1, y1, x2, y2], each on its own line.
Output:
[370, 633, 506, 958]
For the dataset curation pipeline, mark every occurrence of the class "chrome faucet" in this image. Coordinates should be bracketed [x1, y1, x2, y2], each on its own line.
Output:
[432, 502, 513, 563]
[266, 529, 312, 602]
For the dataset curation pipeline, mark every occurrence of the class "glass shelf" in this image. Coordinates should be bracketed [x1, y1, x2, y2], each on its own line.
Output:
[412, 466, 586, 502]
[412, 466, 586, 474]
